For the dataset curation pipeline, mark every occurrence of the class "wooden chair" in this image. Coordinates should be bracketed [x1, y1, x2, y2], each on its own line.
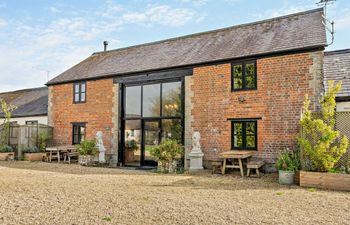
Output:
[247, 160, 265, 177]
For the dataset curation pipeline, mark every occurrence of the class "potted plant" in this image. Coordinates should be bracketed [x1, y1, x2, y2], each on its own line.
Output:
[0, 145, 15, 161]
[23, 132, 50, 161]
[149, 139, 184, 173]
[125, 139, 138, 163]
[298, 81, 350, 191]
[276, 149, 300, 185]
[77, 139, 97, 166]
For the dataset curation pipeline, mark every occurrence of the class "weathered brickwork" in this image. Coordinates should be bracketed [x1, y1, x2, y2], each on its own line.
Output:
[49, 51, 323, 167]
[190, 51, 323, 163]
[49, 78, 115, 151]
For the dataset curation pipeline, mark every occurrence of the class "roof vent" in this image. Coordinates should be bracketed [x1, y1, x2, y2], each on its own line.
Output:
[103, 41, 108, 52]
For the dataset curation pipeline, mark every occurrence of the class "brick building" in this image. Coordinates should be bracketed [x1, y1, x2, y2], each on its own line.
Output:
[47, 8, 327, 169]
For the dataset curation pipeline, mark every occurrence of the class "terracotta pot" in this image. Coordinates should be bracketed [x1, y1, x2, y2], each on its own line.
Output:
[24, 153, 46, 161]
[0, 152, 15, 161]
[125, 148, 135, 163]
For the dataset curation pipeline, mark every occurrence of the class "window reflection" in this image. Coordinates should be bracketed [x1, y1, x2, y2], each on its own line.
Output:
[143, 84, 161, 117]
[162, 119, 182, 143]
[125, 86, 141, 118]
[125, 120, 141, 166]
[162, 82, 181, 117]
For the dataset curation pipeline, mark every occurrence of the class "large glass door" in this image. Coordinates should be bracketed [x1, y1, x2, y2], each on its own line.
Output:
[142, 120, 160, 166]
[122, 79, 184, 167]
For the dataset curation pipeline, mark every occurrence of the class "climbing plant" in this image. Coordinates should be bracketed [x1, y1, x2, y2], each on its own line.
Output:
[298, 80, 348, 172]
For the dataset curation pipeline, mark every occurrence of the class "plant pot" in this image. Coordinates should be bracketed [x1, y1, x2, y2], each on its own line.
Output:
[0, 152, 15, 161]
[278, 170, 295, 185]
[157, 160, 179, 173]
[24, 153, 46, 161]
[78, 155, 95, 166]
[300, 171, 350, 191]
[125, 148, 135, 163]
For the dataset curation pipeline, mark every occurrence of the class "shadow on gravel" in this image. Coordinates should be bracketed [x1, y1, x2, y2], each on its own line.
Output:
[0, 161, 155, 176]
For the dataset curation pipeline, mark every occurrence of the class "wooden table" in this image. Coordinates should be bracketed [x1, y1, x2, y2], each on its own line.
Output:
[219, 151, 256, 177]
[46, 147, 60, 162]
[46, 146, 76, 163]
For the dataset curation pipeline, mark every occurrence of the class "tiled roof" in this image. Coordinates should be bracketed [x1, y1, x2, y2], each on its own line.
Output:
[0, 87, 48, 118]
[324, 49, 350, 98]
[48, 8, 326, 85]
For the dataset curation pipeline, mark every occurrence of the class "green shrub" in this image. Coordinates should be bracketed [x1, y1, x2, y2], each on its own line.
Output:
[0, 145, 13, 153]
[37, 132, 49, 152]
[76, 140, 97, 156]
[125, 139, 137, 150]
[149, 139, 184, 172]
[276, 149, 300, 172]
[23, 146, 39, 153]
[298, 81, 348, 172]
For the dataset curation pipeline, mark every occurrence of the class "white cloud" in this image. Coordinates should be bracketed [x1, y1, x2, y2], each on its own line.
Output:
[0, 18, 7, 28]
[335, 10, 350, 30]
[0, 1, 204, 92]
[122, 5, 198, 27]
[265, 5, 314, 18]
[49, 6, 60, 13]
[178, 0, 207, 6]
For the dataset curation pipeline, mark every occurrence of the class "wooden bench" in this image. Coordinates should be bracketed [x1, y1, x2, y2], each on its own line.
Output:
[63, 152, 79, 164]
[211, 160, 223, 174]
[247, 160, 265, 177]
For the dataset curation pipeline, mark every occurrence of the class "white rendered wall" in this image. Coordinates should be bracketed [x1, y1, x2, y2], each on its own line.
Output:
[0, 116, 48, 125]
[336, 102, 350, 112]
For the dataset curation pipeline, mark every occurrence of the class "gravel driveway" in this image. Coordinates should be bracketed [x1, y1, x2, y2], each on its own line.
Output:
[0, 161, 349, 225]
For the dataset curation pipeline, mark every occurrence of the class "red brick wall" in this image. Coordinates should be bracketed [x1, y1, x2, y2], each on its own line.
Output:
[191, 52, 322, 163]
[49, 78, 114, 151]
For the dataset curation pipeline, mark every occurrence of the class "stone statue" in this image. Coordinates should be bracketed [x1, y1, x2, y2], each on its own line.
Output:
[192, 131, 201, 151]
[96, 131, 106, 163]
[189, 131, 204, 171]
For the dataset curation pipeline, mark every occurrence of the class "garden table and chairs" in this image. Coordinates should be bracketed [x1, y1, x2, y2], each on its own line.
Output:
[219, 150, 256, 177]
[46, 145, 77, 163]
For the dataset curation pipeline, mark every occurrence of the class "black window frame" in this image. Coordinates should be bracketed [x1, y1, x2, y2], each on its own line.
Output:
[72, 123, 86, 145]
[231, 60, 257, 91]
[231, 120, 257, 150]
[73, 81, 86, 103]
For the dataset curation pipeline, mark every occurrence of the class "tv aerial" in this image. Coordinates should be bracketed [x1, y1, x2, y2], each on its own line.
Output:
[317, 0, 335, 46]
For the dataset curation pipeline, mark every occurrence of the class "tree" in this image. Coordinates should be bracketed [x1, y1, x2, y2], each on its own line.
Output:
[298, 80, 348, 172]
[0, 98, 16, 146]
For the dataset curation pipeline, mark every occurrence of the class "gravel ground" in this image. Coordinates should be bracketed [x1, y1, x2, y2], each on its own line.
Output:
[0, 161, 349, 225]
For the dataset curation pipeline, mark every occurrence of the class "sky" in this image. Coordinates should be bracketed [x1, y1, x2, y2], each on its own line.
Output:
[0, 0, 349, 92]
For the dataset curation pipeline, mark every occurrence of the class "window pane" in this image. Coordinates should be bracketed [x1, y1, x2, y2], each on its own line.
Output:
[125, 86, 141, 118]
[143, 84, 160, 117]
[233, 135, 243, 148]
[73, 126, 78, 135]
[233, 122, 242, 135]
[81, 92, 86, 102]
[162, 82, 181, 117]
[74, 84, 80, 93]
[125, 120, 141, 166]
[246, 122, 256, 135]
[233, 65, 243, 89]
[245, 63, 256, 89]
[73, 134, 79, 144]
[81, 83, 86, 92]
[246, 136, 256, 148]
[162, 119, 182, 143]
[74, 93, 80, 102]
[80, 126, 85, 142]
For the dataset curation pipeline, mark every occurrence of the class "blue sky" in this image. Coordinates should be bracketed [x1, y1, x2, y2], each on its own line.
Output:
[0, 0, 349, 92]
